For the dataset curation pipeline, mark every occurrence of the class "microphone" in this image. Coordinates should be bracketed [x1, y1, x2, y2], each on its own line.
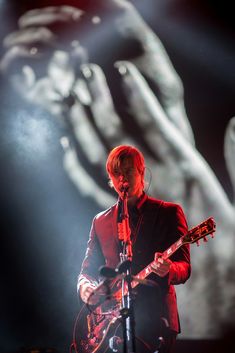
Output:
[120, 181, 129, 192]
[99, 266, 117, 278]
[99, 262, 159, 288]
[88, 262, 131, 304]
[118, 176, 129, 192]
[99, 260, 131, 279]
[89, 262, 158, 305]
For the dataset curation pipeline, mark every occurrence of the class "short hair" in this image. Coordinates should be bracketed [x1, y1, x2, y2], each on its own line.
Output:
[106, 145, 145, 176]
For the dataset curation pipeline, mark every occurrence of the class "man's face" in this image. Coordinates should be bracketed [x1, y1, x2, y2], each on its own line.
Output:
[109, 157, 143, 199]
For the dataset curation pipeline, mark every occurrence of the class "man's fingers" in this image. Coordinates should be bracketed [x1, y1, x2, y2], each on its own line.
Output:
[132, 49, 194, 144]
[80, 281, 98, 304]
[0, 46, 37, 73]
[62, 142, 115, 208]
[115, 60, 192, 162]
[154, 252, 162, 260]
[112, 1, 194, 143]
[3, 27, 56, 48]
[224, 117, 235, 201]
[18, 6, 84, 29]
[1, 27, 56, 75]
[80, 63, 130, 145]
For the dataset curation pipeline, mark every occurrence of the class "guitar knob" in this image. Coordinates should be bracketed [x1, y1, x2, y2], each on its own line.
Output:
[203, 236, 208, 242]
[196, 240, 200, 246]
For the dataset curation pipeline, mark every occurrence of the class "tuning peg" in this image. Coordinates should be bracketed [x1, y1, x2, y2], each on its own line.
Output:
[196, 240, 200, 246]
[203, 236, 208, 242]
[210, 233, 215, 238]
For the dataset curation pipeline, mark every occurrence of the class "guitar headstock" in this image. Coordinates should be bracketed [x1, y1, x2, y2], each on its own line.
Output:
[183, 217, 216, 246]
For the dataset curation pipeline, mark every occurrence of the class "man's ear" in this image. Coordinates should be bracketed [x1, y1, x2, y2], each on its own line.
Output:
[108, 176, 114, 188]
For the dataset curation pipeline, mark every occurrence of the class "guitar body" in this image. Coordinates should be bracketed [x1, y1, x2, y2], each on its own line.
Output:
[75, 299, 122, 353]
[76, 284, 164, 353]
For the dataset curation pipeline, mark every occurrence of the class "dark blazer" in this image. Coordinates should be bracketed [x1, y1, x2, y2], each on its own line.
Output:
[78, 194, 191, 335]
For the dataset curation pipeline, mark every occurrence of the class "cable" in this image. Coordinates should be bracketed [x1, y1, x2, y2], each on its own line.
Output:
[145, 166, 152, 194]
[70, 302, 88, 353]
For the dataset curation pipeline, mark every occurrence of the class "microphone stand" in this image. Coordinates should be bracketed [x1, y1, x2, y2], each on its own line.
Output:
[119, 188, 136, 353]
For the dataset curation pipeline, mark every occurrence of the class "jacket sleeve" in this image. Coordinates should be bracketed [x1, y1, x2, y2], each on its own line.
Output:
[167, 204, 191, 285]
[77, 217, 105, 292]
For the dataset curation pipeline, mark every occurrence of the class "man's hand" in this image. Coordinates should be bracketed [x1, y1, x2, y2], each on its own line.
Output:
[151, 253, 172, 278]
[79, 281, 98, 305]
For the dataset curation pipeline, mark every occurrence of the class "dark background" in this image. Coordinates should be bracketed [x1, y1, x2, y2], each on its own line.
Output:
[0, 0, 235, 352]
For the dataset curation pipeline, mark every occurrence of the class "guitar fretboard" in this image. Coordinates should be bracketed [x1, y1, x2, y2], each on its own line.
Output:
[131, 237, 183, 288]
[111, 217, 215, 298]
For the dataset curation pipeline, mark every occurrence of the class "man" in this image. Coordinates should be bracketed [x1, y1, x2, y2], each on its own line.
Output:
[77, 145, 191, 353]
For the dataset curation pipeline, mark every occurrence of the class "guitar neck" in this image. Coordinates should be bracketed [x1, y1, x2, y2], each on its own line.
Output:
[131, 237, 184, 289]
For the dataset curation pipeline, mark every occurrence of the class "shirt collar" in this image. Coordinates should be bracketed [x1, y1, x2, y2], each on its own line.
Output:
[136, 192, 148, 211]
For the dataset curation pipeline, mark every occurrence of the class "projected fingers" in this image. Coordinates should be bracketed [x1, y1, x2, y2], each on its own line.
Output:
[80, 63, 133, 145]
[18, 6, 84, 28]
[115, 61, 192, 164]
[224, 117, 235, 203]
[111, 0, 194, 144]
[1, 5, 88, 77]
[61, 138, 115, 208]
[1, 26, 57, 76]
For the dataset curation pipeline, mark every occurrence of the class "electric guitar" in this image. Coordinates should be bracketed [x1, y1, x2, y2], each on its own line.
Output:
[75, 217, 216, 353]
